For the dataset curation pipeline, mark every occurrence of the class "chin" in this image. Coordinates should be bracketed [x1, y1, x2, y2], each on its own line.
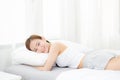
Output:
[44, 50, 48, 53]
[45, 50, 49, 53]
[45, 48, 49, 53]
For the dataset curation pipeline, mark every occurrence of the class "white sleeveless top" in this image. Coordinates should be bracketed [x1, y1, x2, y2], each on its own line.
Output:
[56, 45, 86, 68]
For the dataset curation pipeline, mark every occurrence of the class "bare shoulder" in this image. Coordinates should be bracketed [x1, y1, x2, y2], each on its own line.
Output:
[50, 42, 67, 54]
[51, 42, 67, 48]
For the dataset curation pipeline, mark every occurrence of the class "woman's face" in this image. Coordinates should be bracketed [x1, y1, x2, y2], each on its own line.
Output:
[29, 39, 49, 53]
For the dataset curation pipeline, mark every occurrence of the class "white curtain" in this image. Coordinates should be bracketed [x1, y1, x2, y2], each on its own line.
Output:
[0, 0, 26, 44]
[27, 0, 120, 49]
[0, 0, 120, 49]
[101, 0, 120, 49]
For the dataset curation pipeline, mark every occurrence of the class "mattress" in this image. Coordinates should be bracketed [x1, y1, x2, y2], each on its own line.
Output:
[5, 65, 73, 80]
[56, 68, 120, 80]
[0, 71, 22, 80]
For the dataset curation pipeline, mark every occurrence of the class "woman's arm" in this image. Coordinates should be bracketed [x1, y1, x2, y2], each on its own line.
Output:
[34, 42, 61, 71]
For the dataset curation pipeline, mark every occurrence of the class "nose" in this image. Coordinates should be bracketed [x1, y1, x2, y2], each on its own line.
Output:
[36, 46, 44, 53]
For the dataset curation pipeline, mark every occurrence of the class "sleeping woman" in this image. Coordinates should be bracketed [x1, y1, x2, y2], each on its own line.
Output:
[25, 34, 120, 71]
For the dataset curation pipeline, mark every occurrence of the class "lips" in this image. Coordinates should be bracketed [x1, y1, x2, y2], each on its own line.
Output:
[43, 46, 48, 53]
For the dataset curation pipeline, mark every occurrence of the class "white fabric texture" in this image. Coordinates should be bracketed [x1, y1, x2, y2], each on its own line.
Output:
[56, 68, 120, 80]
[53, 40, 93, 68]
[12, 46, 48, 66]
[0, 71, 22, 80]
[24, 0, 120, 50]
[56, 46, 85, 68]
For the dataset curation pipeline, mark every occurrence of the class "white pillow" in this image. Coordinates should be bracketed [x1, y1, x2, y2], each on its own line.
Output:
[12, 46, 48, 66]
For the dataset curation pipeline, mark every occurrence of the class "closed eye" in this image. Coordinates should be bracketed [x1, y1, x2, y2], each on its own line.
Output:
[34, 42, 40, 52]
[37, 42, 40, 46]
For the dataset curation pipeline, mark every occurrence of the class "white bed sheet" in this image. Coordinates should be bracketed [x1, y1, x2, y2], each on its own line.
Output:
[56, 68, 120, 80]
[0, 71, 22, 80]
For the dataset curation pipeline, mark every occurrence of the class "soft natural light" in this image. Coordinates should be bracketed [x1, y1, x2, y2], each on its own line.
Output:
[43, 0, 61, 39]
[0, 0, 62, 45]
[0, 0, 26, 44]
[0, 0, 120, 49]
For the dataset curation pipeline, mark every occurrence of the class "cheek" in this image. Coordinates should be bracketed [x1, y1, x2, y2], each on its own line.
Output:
[38, 46, 42, 50]
[37, 46, 44, 52]
[37, 49, 42, 53]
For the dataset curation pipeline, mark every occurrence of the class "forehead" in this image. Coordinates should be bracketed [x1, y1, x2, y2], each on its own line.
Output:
[30, 39, 40, 50]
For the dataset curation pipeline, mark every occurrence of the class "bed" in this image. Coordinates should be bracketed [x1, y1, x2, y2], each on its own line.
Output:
[5, 65, 120, 80]
[3, 41, 120, 80]
[56, 68, 120, 80]
[5, 65, 73, 80]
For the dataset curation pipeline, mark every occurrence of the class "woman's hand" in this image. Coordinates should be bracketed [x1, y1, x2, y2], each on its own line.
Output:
[33, 42, 67, 71]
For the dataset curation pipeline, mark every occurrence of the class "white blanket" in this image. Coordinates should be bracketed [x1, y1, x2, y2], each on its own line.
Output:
[56, 68, 120, 80]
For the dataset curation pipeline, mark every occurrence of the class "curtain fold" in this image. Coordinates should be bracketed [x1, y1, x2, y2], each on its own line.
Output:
[101, 0, 120, 49]
[0, 0, 26, 44]
[60, 0, 77, 42]
[0, 0, 120, 49]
